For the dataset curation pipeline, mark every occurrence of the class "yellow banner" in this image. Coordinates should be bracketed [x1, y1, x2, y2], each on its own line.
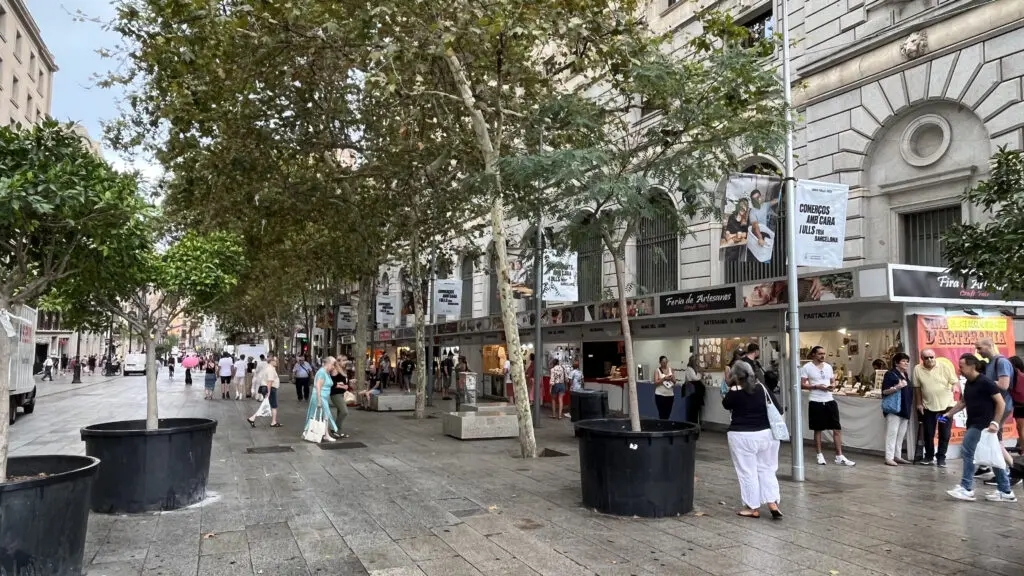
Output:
[946, 317, 1008, 332]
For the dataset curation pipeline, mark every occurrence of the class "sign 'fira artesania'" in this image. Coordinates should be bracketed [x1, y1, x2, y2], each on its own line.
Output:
[794, 179, 849, 268]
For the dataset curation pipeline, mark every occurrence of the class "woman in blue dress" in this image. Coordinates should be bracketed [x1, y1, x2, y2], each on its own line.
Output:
[304, 356, 339, 443]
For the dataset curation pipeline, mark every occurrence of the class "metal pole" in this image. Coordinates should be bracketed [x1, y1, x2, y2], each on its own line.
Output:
[533, 217, 543, 427]
[428, 253, 437, 407]
[72, 330, 82, 384]
[781, 0, 804, 482]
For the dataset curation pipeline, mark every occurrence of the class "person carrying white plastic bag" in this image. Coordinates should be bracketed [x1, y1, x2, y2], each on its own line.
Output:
[945, 353, 1016, 503]
[247, 355, 282, 428]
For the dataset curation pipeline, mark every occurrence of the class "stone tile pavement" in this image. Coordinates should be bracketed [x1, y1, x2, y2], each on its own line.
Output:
[10, 373, 1024, 576]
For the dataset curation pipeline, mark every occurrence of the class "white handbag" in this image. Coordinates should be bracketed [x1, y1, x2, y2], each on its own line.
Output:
[761, 384, 790, 441]
[302, 407, 327, 443]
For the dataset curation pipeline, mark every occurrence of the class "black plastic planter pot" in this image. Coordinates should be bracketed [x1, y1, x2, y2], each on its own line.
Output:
[81, 418, 217, 514]
[1, 455, 100, 575]
[575, 418, 699, 518]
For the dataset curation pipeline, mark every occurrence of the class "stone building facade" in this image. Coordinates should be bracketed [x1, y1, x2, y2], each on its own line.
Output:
[0, 0, 55, 127]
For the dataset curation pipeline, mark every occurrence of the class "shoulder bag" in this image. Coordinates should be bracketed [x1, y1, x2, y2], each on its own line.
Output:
[302, 407, 327, 443]
[761, 384, 790, 441]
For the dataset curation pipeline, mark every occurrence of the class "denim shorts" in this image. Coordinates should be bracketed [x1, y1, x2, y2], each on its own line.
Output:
[268, 387, 278, 409]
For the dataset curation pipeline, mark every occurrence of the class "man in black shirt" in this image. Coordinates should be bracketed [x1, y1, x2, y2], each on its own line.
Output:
[401, 353, 415, 394]
[945, 354, 1015, 502]
[441, 352, 454, 399]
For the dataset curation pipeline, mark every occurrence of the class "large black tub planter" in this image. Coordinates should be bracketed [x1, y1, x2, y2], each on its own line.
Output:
[0, 455, 100, 575]
[575, 418, 699, 517]
[81, 418, 217, 513]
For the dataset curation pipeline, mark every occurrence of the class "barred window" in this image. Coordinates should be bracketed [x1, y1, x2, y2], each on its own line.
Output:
[902, 206, 962, 267]
[636, 193, 678, 295]
[460, 257, 474, 318]
[577, 227, 604, 303]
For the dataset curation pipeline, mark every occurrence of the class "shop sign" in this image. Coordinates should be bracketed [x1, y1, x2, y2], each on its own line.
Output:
[742, 272, 855, 308]
[695, 313, 779, 335]
[377, 330, 392, 341]
[916, 315, 1017, 444]
[891, 267, 1014, 303]
[659, 287, 736, 314]
[543, 326, 583, 341]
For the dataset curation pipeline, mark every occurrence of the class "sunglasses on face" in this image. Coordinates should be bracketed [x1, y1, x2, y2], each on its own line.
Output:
[923, 356, 934, 360]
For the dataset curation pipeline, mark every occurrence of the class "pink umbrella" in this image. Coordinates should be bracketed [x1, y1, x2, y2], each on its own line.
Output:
[181, 356, 199, 369]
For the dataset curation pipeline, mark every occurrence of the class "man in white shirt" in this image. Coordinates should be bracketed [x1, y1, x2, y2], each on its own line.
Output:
[800, 346, 855, 466]
[232, 354, 248, 400]
[42, 356, 54, 381]
[218, 353, 234, 400]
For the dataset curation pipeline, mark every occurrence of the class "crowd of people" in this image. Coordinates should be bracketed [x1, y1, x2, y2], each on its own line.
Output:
[710, 336, 1024, 520]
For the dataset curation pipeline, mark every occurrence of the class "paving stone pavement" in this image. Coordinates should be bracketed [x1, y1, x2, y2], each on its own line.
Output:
[10, 372, 1024, 576]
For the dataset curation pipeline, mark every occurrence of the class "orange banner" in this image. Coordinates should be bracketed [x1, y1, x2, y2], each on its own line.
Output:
[917, 315, 1017, 444]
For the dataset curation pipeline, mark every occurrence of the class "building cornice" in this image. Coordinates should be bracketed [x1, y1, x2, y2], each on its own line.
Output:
[8, 0, 58, 72]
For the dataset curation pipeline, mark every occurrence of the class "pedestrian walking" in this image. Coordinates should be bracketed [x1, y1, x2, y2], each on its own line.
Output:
[913, 348, 955, 467]
[245, 355, 256, 398]
[293, 355, 313, 402]
[217, 352, 233, 399]
[42, 356, 54, 381]
[724, 350, 784, 519]
[801, 346, 855, 466]
[1010, 356, 1024, 453]
[232, 354, 247, 400]
[401, 353, 415, 394]
[570, 360, 583, 393]
[549, 359, 567, 419]
[328, 357, 351, 439]
[683, 354, 705, 425]
[248, 355, 282, 428]
[946, 353, 1017, 502]
[654, 355, 679, 420]
[167, 357, 175, 379]
[184, 360, 193, 386]
[203, 357, 217, 400]
[379, 354, 392, 390]
[87, 355, 96, 376]
[881, 353, 913, 466]
[974, 338, 1015, 478]
[303, 356, 339, 443]
[442, 352, 454, 399]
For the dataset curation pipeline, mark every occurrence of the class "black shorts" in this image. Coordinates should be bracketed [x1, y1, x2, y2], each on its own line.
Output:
[268, 387, 278, 409]
[1014, 404, 1024, 419]
[809, 400, 842, 431]
[220, 376, 231, 384]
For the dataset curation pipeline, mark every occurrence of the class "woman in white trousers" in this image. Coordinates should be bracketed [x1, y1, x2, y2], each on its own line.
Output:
[724, 351, 784, 519]
[881, 353, 913, 465]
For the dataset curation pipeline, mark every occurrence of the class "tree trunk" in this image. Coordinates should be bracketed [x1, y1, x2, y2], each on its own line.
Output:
[145, 332, 159, 430]
[610, 251, 640, 431]
[445, 51, 537, 458]
[0, 300, 12, 482]
[413, 267, 427, 419]
[354, 275, 372, 394]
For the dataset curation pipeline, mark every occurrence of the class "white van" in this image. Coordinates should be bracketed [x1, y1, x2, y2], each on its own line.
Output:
[124, 353, 146, 376]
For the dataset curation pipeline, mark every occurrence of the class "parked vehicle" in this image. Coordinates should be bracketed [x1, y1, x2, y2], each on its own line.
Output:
[7, 305, 38, 425]
[123, 353, 146, 376]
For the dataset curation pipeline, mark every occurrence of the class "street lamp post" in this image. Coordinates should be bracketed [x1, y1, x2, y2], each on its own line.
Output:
[533, 217, 543, 427]
[72, 331, 82, 384]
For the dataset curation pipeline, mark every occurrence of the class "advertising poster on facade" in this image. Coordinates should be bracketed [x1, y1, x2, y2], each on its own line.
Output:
[507, 248, 534, 298]
[916, 315, 1018, 444]
[794, 179, 849, 268]
[433, 278, 462, 317]
[335, 305, 354, 331]
[742, 272, 855, 308]
[375, 280, 397, 327]
[719, 173, 782, 263]
[542, 250, 578, 302]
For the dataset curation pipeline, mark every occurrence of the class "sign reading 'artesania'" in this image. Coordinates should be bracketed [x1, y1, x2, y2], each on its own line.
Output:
[794, 179, 849, 268]
[659, 287, 737, 314]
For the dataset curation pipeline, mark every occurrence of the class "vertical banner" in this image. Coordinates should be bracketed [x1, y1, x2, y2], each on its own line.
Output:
[794, 179, 849, 268]
[542, 250, 578, 302]
[433, 278, 463, 317]
[508, 248, 534, 298]
[719, 173, 782, 263]
[336, 305, 354, 331]
[375, 279, 396, 327]
[916, 315, 1018, 444]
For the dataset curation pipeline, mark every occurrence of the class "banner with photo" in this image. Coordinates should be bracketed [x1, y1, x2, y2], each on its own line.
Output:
[916, 315, 1018, 444]
[719, 173, 782, 263]
[794, 179, 849, 268]
[375, 280, 397, 327]
[335, 305, 354, 331]
[507, 248, 534, 298]
[742, 272, 855, 308]
[433, 278, 462, 317]
[542, 250, 578, 303]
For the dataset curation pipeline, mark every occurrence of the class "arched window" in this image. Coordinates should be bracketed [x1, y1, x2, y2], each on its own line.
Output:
[636, 192, 678, 295]
[577, 222, 603, 303]
[460, 256, 474, 318]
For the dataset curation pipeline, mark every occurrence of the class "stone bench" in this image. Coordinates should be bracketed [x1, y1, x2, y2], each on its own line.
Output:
[370, 393, 417, 412]
[442, 412, 519, 440]
[463, 402, 517, 415]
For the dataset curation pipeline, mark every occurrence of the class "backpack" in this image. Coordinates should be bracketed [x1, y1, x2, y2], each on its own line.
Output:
[991, 355, 1016, 392]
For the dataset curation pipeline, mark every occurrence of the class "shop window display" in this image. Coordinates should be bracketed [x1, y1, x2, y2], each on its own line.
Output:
[798, 328, 899, 397]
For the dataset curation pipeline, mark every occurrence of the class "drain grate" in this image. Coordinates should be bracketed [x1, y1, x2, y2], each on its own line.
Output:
[539, 448, 569, 458]
[317, 441, 368, 450]
[246, 446, 294, 454]
[400, 414, 439, 420]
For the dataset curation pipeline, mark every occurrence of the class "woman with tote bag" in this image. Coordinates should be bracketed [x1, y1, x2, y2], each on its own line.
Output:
[303, 356, 339, 443]
[881, 353, 913, 466]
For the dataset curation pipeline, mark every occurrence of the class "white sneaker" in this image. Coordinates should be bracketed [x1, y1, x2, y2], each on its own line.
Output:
[816, 453, 826, 465]
[985, 490, 1018, 503]
[947, 485, 977, 501]
[835, 455, 856, 466]
[321, 435, 336, 443]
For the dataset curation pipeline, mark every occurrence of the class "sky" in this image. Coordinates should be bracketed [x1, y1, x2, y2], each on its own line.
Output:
[27, 0, 158, 177]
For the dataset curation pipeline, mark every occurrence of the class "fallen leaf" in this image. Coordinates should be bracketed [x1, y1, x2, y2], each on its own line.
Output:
[829, 570, 839, 575]
[202, 533, 216, 539]
[694, 512, 707, 517]
[488, 505, 499, 511]
[718, 501, 726, 506]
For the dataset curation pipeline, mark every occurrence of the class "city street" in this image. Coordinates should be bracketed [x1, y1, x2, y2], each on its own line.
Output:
[10, 372, 1024, 576]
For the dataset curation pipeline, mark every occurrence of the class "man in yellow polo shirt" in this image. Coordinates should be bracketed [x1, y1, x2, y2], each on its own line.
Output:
[913, 349, 958, 467]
